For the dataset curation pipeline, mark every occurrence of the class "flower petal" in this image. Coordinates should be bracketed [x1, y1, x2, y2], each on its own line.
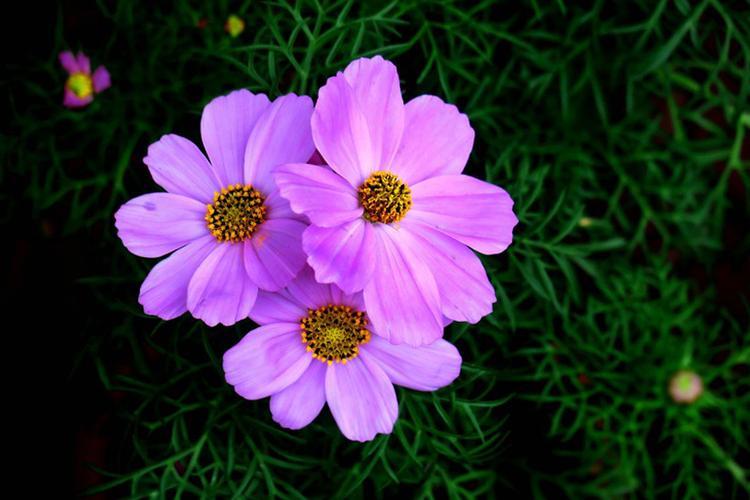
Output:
[264, 189, 297, 221]
[200, 89, 271, 186]
[410, 174, 518, 254]
[390, 95, 474, 184]
[187, 243, 258, 326]
[224, 323, 312, 400]
[250, 289, 306, 325]
[59, 51, 79, 73]
[363, 224, 443, 346]
[270, 361, 327, 430]
[405, 221, 495, 323]
[325, 356, 397, 442]
[342, 56, 404, 170]
[243, 218, 307, 292]
[143, 134, 222, 204]
[92, 66, 111, 93]
[114, 193, 207, 258]
[138, 235, 217, 320]
[243, 94, 315, 193]
[312, 72, 374, 187]
[302, 218, 376, 294]
[274, 163, 362, 227]
[75, 51, 91, 73]
[63, 88, 93, 108]
[364, 336, 461, 391]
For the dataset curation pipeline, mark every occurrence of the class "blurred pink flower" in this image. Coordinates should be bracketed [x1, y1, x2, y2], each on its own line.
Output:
[59, 51, 110, 108]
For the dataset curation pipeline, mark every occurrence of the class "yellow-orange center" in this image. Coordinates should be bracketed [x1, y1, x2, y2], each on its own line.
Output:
[205, 184, 266, 242]
[300, 305, 371, 364]
[358, 170, 412, 224]
[67, 72, 94, 98]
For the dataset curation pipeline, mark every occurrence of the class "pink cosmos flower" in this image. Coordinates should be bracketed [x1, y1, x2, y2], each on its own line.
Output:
[223, 267, 462, 442]
[59, 51, 110, 108]
[115, 89, 314, 326]
[274, 56, 518, 346]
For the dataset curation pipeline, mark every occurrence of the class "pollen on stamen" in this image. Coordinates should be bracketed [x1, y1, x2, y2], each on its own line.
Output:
[358, 170, 412, 224]
[205, 183, 266, 243]
[300, 305, 371, 364]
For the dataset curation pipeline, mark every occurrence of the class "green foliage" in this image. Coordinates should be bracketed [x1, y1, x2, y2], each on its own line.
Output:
[4, 0, 749, 497]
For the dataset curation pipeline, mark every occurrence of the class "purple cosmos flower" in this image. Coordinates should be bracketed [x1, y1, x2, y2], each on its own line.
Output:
[274, 56, 518, 346]
[223, 266, 462, 442]
[59, 51, 110, 108]
[115, 89, 315, 326]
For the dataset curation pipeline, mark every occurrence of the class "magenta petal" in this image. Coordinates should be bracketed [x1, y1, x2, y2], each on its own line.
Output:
[312, 72, 375, 187]
[390, 95, 474, 184]
[138, 235, 216, 320]
[410, 174, 518, 254]
[250, 289, 306, 325]
[341, 56, 404, 170]
[200, 89, 271, 186]
[92, 66, 111, 93]
[187, 243, 258, 326]
[243, 94, 315, 194]
[224, 323, 312, 400]
[270, 361, 327, 430]
[264, 189, 297, 221]
[284, 265, 340, 309]
[363, 225, 443, 346]
[75, 51, 91, 73]
[59, 51, 79, 73]
[63, 88, 93, 108]
[325, 356, 397, 442]
[244, 218, 307, 292]
[405, 220, 495, 323]
[114, 193, 207, 258]
[303, 218, 376, 294]
[364, 336, 461, 391]
[274, 163, 362, 227]
[143, 134, 222, 204]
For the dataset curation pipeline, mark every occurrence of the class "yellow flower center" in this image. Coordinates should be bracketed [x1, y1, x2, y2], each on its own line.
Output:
[301, 305, 371, 365]
[358, 170, 412, 224]
[67, 72, 94, 99]
[225, 15, 245, 37]
[205, 184, 266, 242]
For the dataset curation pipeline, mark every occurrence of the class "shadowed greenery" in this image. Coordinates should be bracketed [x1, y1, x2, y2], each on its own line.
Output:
[4, 0, 749, 497]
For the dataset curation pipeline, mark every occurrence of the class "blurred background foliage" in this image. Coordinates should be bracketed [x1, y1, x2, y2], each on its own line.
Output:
[3, 0, 749, 498]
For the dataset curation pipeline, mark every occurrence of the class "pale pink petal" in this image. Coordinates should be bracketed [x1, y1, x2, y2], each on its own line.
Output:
[244, 94, 315, 193]
[187, 243, 258, 326]
[284, 265, 340, 309]
[342, 56, 404, 170]
[390, 95, 474, 184]
[302, 218, 376, 294]
[243, 218, 307, 292]
[364, 336, 461, 391]
[270, 361, 327, 430]
[311, 73, 375, 187]
[274, 163, 362, 227]
[325, 356, 397, 442]
[224, 323, 312, 400]
[92, 66, 111, 93]
[363, 225, 443, 346]
[59, 51, 79, 73]
[143, 134, 222, 204]
[138, 235, 217, 320]
[200, 89, 271, 186]
[114, 193, 208, 258]
[250, 289, 306, 325]
[404, 220, 495, 323]
[264, 189, 297, 221]
[410, 174, 518, 254]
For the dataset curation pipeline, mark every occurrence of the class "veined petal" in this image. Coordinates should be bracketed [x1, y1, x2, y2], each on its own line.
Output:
[224, 323, 312, 400]
[410, 174, 518, 254]
[187, 243, 258, 326]
[143, 134, 222, 204]
[200, 89, 271, 186]
[243, 218, 307, 292]
[274, 163, 362, 227]
[270, 361, 327, 430]
[325, 356, 397, 442]
[364, 336, 461, 391]
[114, 193, 207, 258]
[390, 95, 474, 184]
[244, 94, 315, 194]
